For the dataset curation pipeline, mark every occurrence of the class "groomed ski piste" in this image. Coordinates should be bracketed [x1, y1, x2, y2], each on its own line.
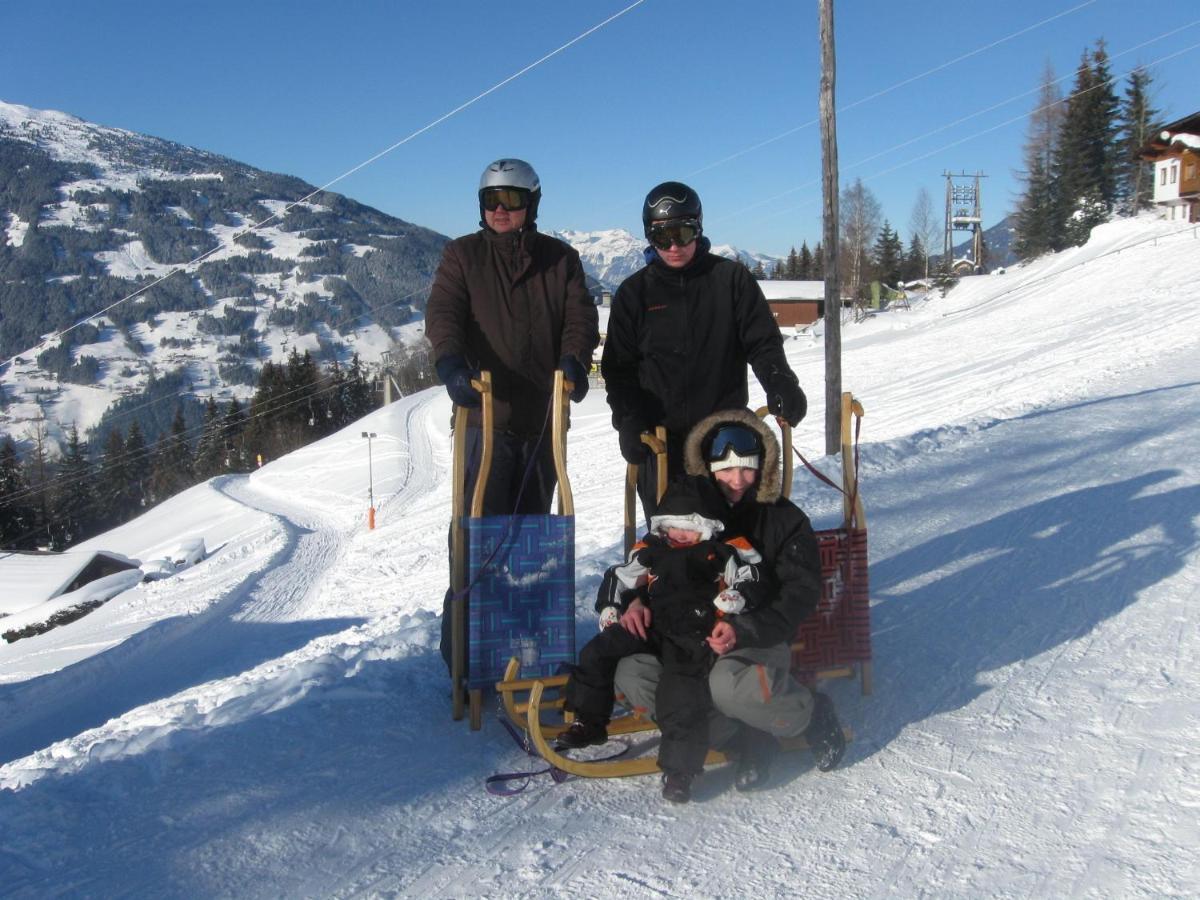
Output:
[1, 215, 1198, 898]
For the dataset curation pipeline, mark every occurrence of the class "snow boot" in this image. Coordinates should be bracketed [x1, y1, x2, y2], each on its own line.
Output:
[803, 691, 846, 772]
[734, 731, 779, 792]
[661, 771, 694, 804]
[554, 719, 608, 750]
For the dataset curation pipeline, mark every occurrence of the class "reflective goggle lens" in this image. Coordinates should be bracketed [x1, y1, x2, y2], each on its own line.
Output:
[482, 187, 530, 212]
[706, 425, 761, 461]
[648, 220, 700, 250]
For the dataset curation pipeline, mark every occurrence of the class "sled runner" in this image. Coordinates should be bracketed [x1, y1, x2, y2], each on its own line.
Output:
[450, 370, 578, 730]
[493, 395, 868, 778]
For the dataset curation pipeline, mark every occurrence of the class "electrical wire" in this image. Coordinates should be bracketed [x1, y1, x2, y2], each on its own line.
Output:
[0, 0, 646, 372]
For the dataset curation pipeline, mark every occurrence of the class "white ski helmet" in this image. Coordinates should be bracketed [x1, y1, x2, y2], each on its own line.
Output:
[478, 158, 541, 226]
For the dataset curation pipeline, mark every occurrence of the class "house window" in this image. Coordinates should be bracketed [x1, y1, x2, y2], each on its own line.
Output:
[1187, 161, 1197, 181]
[1160, 167, 1167, 185]
[1170, 163, 1178, 184]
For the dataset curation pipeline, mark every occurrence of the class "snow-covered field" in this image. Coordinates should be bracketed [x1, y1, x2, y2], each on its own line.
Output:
[1, 215, 1198, 897]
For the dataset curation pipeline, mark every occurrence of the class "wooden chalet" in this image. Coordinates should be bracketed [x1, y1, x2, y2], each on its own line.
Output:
[1140, 111, 1200, 224]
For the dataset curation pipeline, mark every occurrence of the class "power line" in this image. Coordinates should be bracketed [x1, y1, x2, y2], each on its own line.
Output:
[713, 35, 1200, 230]
[686, 0, 1102, 180]
[0, 0, 646, 372]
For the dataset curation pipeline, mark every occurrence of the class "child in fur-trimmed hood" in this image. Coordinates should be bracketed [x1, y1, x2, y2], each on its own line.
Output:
[559, 477, 764, 802]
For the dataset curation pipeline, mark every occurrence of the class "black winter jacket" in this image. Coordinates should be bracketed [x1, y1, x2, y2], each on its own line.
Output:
[601, 240, 796, 440]
[683, 476, 822, 650]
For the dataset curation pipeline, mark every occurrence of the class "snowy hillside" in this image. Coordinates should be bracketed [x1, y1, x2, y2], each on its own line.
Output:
[0, 100, 447, 447]
[1, 214, 1198, 896]
[554, 227, 779, 289]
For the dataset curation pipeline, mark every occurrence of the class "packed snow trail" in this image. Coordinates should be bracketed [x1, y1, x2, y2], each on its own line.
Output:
[0, 393, 444, 774]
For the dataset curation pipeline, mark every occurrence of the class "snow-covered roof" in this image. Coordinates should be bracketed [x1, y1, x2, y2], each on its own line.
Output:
[0, 549, 139, 616]
[759, 280, 825, 301]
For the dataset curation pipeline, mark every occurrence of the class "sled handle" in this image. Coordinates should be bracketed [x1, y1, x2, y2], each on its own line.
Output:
[450, 371, 492, 721]
[623, 427, 666, 555]
[552, 369, 574, 516]
[468, 372, 494, 518]
[840, 393, 865, 530]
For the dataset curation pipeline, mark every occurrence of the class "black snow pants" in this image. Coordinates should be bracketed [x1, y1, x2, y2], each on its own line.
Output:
[564, 620, 714, 777]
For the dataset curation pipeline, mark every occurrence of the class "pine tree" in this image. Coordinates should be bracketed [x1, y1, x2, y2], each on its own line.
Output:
[21, 422, 51, 544]
[221, 397, 250, 471]
[1014, 59, 1066, 259]
[49, 424, 95, 548]
[873, 221, 904, 287]
[95, 427, 129, 529]
[1116, 66, 1161, 213]
[1053, 42, 1121, 247]
[812, 242, 824, 280]
[799, 242, 814, 279]
[0, 436, 35, 549]
[149, 406, 194, 502]
[194, 395, 225, 479]
[751, 259, 765, 279]
[785, 247, 800, 279]
[341, 353, 375, 425]
[903, 234, 926, 282]
[124, 421, 151, 512]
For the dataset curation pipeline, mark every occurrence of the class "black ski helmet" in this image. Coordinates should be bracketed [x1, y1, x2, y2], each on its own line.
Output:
[478, 158, 541, 227]
[642, 181, 702, 238]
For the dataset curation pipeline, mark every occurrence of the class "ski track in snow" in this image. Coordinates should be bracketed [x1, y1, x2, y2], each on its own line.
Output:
[0, 217, 1198, 897]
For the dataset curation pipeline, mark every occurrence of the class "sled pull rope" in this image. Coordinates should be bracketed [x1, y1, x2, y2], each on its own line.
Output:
[792, 395, 864, 531]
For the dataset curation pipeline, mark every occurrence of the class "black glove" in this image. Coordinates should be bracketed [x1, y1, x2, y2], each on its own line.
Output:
[559, 355, 589, 402]
[768, 374, 807, 426]
[435, 355, 480, 409]
[618, 426, 650, 464]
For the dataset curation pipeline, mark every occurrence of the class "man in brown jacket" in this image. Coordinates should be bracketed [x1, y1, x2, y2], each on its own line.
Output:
[425, 158, 599, 673]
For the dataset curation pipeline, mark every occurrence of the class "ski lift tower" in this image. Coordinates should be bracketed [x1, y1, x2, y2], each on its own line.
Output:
[943, 170, 987, 273]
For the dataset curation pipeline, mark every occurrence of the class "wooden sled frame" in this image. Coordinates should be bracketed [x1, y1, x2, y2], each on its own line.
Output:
[450, 369, 575, 730]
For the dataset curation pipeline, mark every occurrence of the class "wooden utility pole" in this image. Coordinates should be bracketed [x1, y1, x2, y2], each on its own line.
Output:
[819, 0, 842, 454]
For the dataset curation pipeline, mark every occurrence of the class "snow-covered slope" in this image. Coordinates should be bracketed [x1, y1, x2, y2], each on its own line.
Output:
[0, 214, 1197, 897]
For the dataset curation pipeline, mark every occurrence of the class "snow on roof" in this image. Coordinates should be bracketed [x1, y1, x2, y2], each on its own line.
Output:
[0, 549, 139, 616]
[758, 280, 826, 301]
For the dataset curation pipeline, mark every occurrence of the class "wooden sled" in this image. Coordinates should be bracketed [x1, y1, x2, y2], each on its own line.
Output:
[495, 662, 849, 779]
[450, 370, 578, 730]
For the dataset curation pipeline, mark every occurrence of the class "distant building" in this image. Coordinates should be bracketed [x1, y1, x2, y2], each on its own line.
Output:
[759, 280, 828, 326]
[1140, 112, 1200, 224]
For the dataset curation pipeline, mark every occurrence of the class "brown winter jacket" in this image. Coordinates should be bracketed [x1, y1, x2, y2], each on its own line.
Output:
[425, 227, 599, 436]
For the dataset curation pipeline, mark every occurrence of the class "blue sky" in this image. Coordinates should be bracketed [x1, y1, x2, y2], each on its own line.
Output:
[2, 0, 1196, 256]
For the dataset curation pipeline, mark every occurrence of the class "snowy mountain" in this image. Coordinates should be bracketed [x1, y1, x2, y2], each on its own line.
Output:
[553, 227, 780, 290]
[0, 100, 448, 449]
[1, 213, 1197, 896]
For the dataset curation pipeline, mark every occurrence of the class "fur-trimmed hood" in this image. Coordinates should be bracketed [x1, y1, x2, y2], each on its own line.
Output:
[682, 408, 783, 503]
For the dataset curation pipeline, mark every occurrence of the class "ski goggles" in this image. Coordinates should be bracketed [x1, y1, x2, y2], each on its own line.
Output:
[647, 219, 701, 250]
[706, 425, 762, 463]
[481, 187, 531, 212]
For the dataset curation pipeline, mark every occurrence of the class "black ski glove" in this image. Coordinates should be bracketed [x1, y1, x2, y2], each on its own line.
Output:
[435, 354, 480, 409]
[768, 374, 807, 427]
[559, 355, 589, 402]
[618, 426, 650, 465]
